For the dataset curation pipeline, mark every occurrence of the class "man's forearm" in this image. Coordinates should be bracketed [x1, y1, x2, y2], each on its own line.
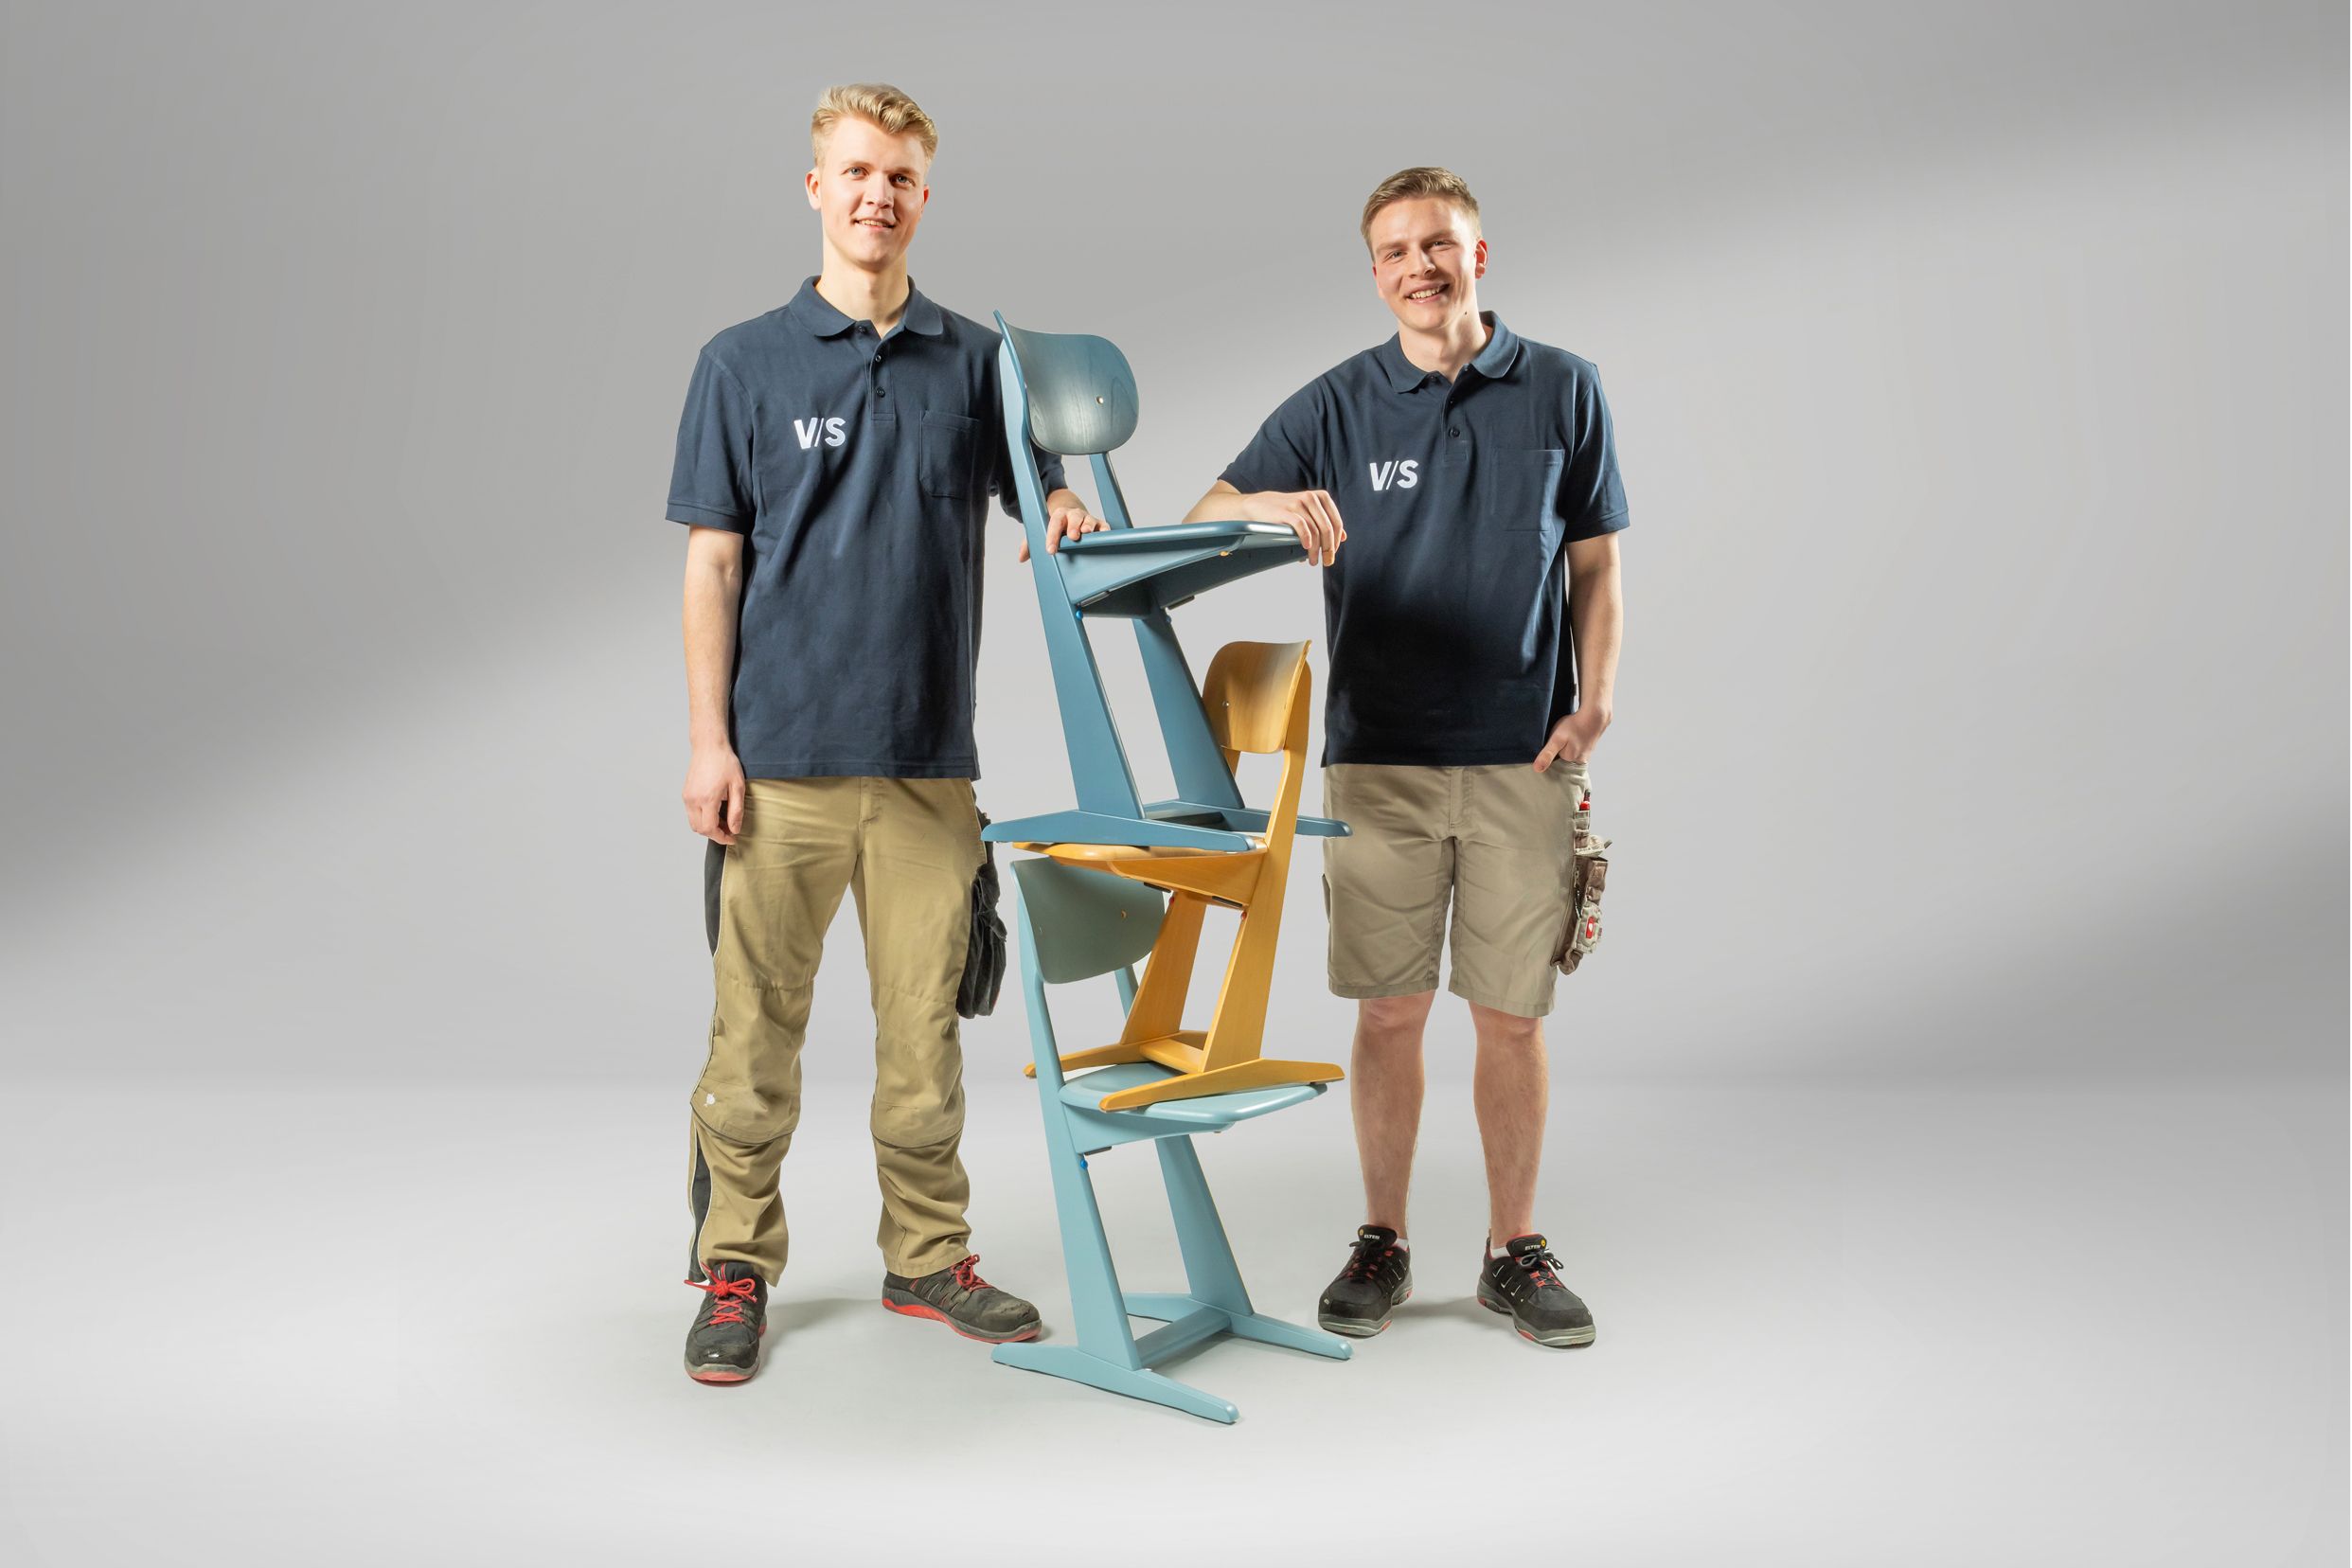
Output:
[1567, 555, 1623, 716]
[683, 546, 742, 750]
[1182, 481, 1256, 525]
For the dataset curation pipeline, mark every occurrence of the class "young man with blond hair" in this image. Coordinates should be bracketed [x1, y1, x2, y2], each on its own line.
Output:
[1183, 167, 1629, 1349]
[667, 82, 1104, 1383]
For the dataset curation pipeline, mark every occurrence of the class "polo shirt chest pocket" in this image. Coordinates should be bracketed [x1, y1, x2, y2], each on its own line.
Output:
[1462, 448, 1567, 645]
[1501, 448, 1567, 548]
[919, 409, 983, 499]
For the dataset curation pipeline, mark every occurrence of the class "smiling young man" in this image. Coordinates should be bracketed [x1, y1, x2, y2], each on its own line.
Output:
[666, 83, 1104, 1384]
[1181, 167, 1628, 1349]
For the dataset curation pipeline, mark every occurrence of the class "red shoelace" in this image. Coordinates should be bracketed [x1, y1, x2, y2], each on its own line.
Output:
[951, 1256, 992, 1293]
[1341, 1242, 1399, 1283]
[689, 1272, 758, 1326]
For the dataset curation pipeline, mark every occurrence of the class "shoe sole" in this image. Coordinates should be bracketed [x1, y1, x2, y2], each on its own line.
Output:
[880, 1293, 1041, 1344]
[685, 1324, 767, 1383]
[1318, 1284, 1412, 1337]
[1476, 1281, 1596, 1348]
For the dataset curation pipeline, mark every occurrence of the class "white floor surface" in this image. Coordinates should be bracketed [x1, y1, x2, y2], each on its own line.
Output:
[0, 1077, 2341, 1565]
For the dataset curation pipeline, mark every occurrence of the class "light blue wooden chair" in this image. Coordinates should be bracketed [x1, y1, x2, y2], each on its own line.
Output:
[993, 858, 1351, 1422]
[985, 314, 1349, 854]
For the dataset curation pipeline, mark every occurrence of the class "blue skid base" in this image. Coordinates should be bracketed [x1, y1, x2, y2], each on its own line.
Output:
[1000, 861, 1353, 1423]
[994, 1292, 1348, 1425]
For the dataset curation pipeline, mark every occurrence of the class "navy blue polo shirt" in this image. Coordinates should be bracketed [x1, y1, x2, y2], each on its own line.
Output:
[667, 278, 1065, 779]
[1220, 313, 1628, 767]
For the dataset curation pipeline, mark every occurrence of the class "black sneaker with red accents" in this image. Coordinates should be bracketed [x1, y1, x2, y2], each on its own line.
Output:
[1476, 1234, 1595, 1347]
[1317, 1224, 1413, 1337]
[685, 1260, 769, 1383]
[881, 1255, 1040, 1344]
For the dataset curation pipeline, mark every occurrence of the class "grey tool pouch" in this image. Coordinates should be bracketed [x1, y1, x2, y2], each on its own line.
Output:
[704, 838, 725, 955]
[957, 812, 1008, 1019]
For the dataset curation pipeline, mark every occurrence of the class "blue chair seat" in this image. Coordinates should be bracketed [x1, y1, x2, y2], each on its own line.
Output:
[1051, 521, 1303, 616]
[1060, 1062, 1325, 1125]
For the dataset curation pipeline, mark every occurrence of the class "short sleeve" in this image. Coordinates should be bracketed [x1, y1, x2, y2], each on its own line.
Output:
[1218, 383, 1324, 495]
[982, 348, 1067, 519]
[991, 431, 1067, 520]
[667, 349, 756, 531]
[1559, 368, 1629, 541]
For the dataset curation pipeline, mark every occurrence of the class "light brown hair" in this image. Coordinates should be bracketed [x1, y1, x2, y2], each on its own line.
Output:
[810, 82, 938, 166]
[1360, 167, 1481, 249]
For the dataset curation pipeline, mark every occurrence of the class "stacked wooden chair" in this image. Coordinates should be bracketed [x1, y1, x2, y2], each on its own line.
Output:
[984, 316, 1351, 1418]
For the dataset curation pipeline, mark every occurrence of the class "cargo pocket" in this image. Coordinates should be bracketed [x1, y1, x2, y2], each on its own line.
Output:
[1556, 773, 1611, 976]
[919, 409, 982, 498]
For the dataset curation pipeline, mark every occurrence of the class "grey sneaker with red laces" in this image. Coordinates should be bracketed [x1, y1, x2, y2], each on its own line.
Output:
[881, 1254, 1041, 1343]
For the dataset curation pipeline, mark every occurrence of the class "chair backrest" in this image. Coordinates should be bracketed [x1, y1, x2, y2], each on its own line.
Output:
[1201, 641, 1309, 757]
[1012, 859, 1166, 984]
[998, 321, 1140, 457]
[1201, 640, 1311, 852]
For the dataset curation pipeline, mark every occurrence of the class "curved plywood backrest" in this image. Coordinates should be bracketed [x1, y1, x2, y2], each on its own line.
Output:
[1012, 858, 1166, 983]
[1000, 319, 1141, 456]
[1201, 641, 1310, 757]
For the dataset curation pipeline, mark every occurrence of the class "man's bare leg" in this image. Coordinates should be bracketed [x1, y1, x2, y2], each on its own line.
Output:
[1353, 991, 1436, 1233]
[1468, 1002, 1547, 1244]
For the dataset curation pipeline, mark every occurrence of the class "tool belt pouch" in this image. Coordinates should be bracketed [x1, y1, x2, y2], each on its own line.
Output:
[957, 812, 1008, 1019]
[704, 838, 725, 956]
[1555, 788, 1611, 977]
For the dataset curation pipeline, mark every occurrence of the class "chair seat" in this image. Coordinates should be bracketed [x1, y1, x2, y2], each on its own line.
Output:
[1053, 520, 1296, 555]
[1025, 839, 1264, 859]
[1060, 1061, 1325, 1126]
[1053, 522, 1306, 617]
[983, 806, 1349, 848]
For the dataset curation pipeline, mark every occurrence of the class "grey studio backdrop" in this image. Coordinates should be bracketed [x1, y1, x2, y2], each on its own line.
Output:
[0, 2, 2343, 1564]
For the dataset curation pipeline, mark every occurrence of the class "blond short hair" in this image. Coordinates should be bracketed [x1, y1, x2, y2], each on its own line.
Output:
[1360, 167, 1481, 248]
[810, 82, 938, 166]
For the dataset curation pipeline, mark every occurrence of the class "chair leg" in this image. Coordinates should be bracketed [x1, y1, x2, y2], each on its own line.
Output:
[1037, 1093, 1142, 1369]
[1221, 1310, 1353, 1361]
[1158, 1136, 1353, 1363]
[991, 1343, 1238, 1424]
[1156, 1136, 1253, 1316]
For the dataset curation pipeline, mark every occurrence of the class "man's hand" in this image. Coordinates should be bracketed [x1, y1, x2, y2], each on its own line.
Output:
[1256, 489, 1345, 565]
[1534, 705, 1611, 772]
[684, 743, 748, 844]
[1017, 491, 1111, 561]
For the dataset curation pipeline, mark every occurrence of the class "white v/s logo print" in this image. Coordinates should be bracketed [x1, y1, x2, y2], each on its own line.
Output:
[1368, 458, 1419, 492]
[793, 417, 848, 450]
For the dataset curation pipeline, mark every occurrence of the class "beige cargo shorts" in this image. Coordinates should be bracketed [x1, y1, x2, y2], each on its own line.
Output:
[1322, 759, 1589, 1019]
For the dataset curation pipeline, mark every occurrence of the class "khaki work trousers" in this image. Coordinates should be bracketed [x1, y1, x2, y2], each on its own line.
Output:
[686, 776, 983, 1285]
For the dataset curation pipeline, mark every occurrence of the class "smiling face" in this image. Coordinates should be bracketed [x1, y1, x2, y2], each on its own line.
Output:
[1367, 196, 1486, 334]
[805, 115, 930, 272]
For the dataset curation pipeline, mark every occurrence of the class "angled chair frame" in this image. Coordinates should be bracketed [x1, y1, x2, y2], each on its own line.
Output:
[992, 859, 1349, 1423]
[985, 314, 1348, 854]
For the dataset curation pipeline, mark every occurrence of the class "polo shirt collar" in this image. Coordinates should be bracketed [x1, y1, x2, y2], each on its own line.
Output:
[784, 276, 946, 338]
[1376, 311, 1523, 392]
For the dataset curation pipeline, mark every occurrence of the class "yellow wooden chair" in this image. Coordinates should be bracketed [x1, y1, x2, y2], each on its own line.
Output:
[1018, 639, 1344, 1112]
